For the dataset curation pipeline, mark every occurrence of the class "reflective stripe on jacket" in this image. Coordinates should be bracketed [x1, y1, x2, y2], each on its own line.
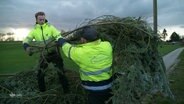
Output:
[61, 39, 113, 90]
[23, 23, 61, 44]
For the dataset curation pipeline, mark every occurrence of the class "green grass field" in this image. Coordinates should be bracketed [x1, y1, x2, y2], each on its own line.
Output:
[158, 43, 182, 56]
[0, 41, 37, 74]
[0, 41, 79, 74]
[155, 49, 184, 104]
[169, 51, 184, 104]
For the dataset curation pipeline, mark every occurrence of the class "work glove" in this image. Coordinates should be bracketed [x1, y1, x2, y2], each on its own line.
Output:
[57, 38, 67, 47]
[26, 47, 34, 56]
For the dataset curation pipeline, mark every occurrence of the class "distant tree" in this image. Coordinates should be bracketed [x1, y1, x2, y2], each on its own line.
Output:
[6, 32, 14, 36]
[161, 29, 168, 41]
[0, 33, 6, 41]
[170, 32, 180, 42]
[5, 32, 15, 41]
[181, 36, 184, 43]
[5, 37, 14, 41]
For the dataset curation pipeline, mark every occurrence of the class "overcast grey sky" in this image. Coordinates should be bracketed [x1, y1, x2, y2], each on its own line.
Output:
[0, 0, 184, 40]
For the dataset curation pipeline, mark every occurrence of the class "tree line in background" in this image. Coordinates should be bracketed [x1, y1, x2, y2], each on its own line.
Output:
[160, 28, 184, 42]
[0, 32, 15, 41]
[0, 29, 183, 42]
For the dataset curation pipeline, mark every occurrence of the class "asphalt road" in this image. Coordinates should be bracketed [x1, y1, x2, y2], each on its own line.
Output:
[163, 47, 184, 70]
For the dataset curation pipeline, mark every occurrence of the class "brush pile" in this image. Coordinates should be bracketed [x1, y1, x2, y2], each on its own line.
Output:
[64, 15, 174, 103]
[0, 63, 86, 104]
[0, 15, 173, 104]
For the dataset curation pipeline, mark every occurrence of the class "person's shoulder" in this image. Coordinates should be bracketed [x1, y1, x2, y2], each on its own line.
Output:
[33, 24, 40, 29]
[101, 40, 112, 46]
[101, 40, 111, 44]
[46, 23, 51, 26]
[29, 24, 40, 33]
[29, 25, 37, 31]
[45, 23, 54, 27]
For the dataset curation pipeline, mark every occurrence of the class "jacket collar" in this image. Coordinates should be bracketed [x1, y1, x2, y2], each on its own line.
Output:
[35, 22, 48, 28]
[35, 19, 48, 28]
[78, 39, 101, 46]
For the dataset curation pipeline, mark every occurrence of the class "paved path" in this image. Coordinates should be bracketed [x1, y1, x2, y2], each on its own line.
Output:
[163, 47, 184, 70]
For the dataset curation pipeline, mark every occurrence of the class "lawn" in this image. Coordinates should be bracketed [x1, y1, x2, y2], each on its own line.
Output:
[0, 41, 37, 74]
[158, 42, 182, 56]
[0, 41, 79, 74]
[168, 51, 184, 104]
[155, 49, 184, 104]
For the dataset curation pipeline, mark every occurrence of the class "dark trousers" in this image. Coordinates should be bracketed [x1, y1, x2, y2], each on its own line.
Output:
[37, 50, 69, 93]
[87, 89, 113, 104]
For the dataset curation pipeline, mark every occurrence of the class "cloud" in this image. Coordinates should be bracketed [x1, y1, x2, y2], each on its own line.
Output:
[180, 25, 184, 28]
[0, 0, 184, 33]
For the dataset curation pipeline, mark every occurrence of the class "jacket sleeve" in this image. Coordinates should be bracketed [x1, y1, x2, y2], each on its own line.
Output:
[51, 25, 61, 40]
[61, 42, 73, 58]
[22, 30, 35, 50]
[23, 30, 34, 44]
[61, 42, 82, 64]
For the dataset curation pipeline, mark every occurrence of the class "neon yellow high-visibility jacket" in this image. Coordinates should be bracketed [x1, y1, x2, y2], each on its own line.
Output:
[61, 39, 113, 91]
[23, 23, 61, 44]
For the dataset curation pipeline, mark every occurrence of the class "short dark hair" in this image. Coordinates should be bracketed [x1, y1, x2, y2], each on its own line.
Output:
[35, 12, 45, 19]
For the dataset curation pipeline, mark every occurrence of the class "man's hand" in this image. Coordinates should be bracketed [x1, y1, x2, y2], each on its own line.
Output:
[57, 38, 67, 47]
[26, 47, 34, 56]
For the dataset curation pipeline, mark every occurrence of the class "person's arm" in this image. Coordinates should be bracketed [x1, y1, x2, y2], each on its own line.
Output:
[58, 38, 71, 55]
[51, 25, 61, 41]
[22, 30, 34, 50]
[22, 30, 35, 56]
